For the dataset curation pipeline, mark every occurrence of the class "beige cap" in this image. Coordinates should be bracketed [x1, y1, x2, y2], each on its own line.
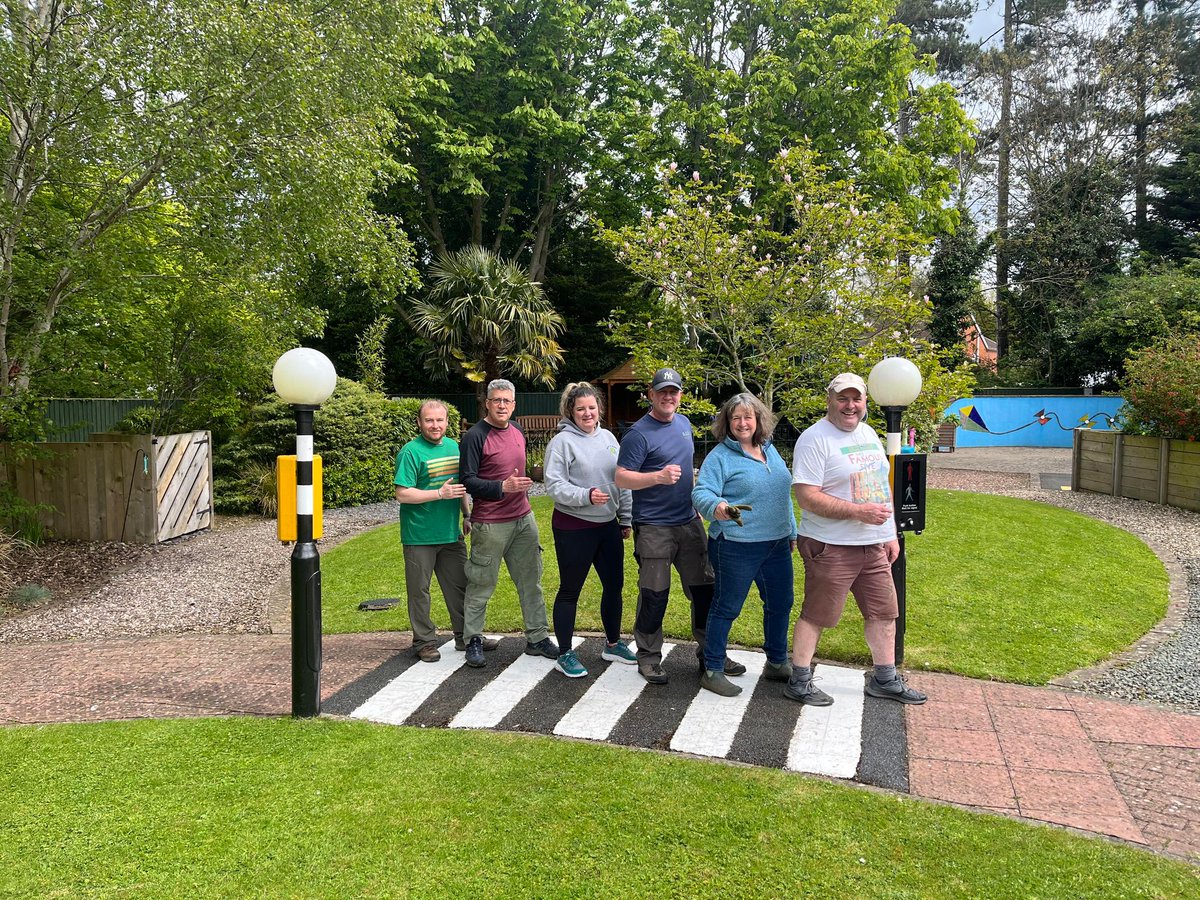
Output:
[826, 373, 867, 396]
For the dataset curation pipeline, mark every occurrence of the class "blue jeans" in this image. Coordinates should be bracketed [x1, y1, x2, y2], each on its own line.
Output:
[704, 535, 794, 670]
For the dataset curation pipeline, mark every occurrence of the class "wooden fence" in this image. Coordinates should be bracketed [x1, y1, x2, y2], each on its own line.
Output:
[1072, 429, 1200, 512]
[0, 432, 212, 543]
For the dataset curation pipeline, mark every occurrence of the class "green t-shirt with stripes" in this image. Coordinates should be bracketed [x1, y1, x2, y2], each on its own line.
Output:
[393, 436, 463, 545]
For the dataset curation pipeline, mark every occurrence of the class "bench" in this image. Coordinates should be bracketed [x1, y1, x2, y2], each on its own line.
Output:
[515, 415, 561, 436]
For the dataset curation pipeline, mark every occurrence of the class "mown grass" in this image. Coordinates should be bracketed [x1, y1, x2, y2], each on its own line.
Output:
[322, 490, 1167, 684]
[1, 718, 1194, 899]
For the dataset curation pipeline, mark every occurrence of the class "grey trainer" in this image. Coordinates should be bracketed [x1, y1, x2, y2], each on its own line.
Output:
[783, 672, 833, 706]
[865, 674, 927, 705]
[701, 670, 742, 697]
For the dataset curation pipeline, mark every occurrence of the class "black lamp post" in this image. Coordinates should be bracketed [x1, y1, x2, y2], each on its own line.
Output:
[867, 357, 923, 665]
[273, 348, 337, 717]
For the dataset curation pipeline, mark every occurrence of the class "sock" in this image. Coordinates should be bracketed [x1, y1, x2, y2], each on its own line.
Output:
[793, 665, 812, 683]
[874, 663, 897, 684]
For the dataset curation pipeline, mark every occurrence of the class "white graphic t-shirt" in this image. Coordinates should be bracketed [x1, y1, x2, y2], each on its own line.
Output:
[791, 417, 894, 545]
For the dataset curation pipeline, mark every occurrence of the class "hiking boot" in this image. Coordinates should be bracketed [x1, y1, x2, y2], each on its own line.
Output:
[464, 636, 485, 668]
[700, 669, 742, 697]
[639, 662, 669, 685]
[555, 650, 588, 678]
[865, 674, 927, 705]
[601, 639, 638, 664]
[416, 643, 441, 663]
[783, 672, 833, 706]
[762, 660, 793, 682]
[524, 637, 559, 659]
[455, 633, 498, 652]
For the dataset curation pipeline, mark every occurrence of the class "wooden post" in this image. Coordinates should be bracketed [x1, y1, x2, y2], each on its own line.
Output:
[1113, 433, 1125, 498]
[1158, 438, 1170, 506]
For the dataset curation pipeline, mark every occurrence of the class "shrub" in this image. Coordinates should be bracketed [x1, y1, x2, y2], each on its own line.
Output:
[1121, 333, 1200, 441]
[215, 382, 461, 513]
[7, 583, 51, 609]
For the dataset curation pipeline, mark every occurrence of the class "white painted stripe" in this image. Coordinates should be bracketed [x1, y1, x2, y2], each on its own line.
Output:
[669, 649, 764, 757]
[350, 643, 464, 725]
[296, 484, 314, 515]
[450, 637, 584, 730]
[554, 643, 676, 741]
[296, 434, 313, 460]
[785, 664, 866, 779]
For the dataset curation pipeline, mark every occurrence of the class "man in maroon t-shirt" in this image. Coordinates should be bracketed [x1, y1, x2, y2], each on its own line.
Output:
[459, 379, 558, 667]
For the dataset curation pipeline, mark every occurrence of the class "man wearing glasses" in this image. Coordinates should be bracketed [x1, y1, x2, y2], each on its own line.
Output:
[459, 379, 558, 666]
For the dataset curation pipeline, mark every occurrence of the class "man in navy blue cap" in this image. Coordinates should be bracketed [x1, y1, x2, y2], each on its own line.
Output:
[615, 368, 746, 685]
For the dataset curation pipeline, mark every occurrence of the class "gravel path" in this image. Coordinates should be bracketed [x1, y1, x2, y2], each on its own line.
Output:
[3, 469, 1197, 714]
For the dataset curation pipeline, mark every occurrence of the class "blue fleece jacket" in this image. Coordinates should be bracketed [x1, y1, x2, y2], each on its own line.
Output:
[692, 437, 798, 542]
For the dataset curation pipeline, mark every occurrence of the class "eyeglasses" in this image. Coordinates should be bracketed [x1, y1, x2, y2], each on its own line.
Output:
[487, 397, 515, 406]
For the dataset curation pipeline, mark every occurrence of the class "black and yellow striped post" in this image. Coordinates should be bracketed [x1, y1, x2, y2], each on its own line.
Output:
[273, 348, 337, 718]
[290, 404, 321, 717]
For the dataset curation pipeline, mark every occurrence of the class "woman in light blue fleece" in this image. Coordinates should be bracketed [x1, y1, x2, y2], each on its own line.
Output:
[544, 382, 636, 678]
[692, 393, 797, 697]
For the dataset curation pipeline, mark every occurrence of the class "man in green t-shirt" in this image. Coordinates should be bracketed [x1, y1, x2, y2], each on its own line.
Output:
[394, 400, 497, 662]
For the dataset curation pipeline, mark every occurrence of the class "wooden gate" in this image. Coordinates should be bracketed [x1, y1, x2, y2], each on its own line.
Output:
[0, 431, 212, 544]
[154, 431, 213, 542]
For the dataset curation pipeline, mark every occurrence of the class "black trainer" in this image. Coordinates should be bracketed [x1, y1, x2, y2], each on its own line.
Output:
[524, 637, 559, 659]
[639, 662, 669, 685]
[464, 635, 485, 668]
[695, 651, 746, 677]
[865, 674, 927, 705]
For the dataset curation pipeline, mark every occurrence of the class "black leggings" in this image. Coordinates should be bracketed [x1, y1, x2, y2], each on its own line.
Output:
[552, 518, 624, 649]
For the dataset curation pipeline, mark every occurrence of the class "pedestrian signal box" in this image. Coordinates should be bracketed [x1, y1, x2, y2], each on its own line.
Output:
[277, 454, 323, 541]
[889, 453, 926, 533]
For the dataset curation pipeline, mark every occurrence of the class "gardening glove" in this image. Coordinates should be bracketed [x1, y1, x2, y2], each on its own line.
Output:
[726, 504, 752, 526]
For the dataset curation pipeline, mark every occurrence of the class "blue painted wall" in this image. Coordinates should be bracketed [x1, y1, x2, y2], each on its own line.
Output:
[942, 396, 1125, 448]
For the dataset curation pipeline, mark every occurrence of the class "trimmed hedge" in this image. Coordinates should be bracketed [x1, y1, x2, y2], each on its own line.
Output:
[215, 381, 461, 513]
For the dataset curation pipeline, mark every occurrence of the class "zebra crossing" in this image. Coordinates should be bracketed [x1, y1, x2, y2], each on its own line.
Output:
[324, 635, 908, 791]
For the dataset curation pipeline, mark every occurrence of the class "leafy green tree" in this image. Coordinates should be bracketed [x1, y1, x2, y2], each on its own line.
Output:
[1007, 162, 1128, 385]
[1077, 262, 1200, 385]
[0, 0, 423, 409]
[405, 246, 565, 414]
[650, 0, 973, 236]
[927, 208, 990, 355]
[384, 0, 658, 282]
[1145, 94, 1200, 259]
[1121, 332, 1200, 440]
[603, 148, 973, 440]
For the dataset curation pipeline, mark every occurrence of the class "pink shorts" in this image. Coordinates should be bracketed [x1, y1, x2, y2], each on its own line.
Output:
[796, 537, 898, 628]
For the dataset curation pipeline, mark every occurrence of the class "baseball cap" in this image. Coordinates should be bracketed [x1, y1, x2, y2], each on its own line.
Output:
[650, 367, 684, 391]
[826, 372, 867, 396]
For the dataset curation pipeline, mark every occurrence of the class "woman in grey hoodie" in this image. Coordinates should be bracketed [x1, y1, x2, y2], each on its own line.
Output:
[544, 382, 636, 678]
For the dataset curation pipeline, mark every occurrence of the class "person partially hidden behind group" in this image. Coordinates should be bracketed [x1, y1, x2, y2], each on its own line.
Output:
[543, 382, 638, 678]
[692, 393, 797, 696]
[787, 372, 927, 706]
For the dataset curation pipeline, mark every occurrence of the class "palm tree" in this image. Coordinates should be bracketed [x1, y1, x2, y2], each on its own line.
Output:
[406, 246, 565, 416]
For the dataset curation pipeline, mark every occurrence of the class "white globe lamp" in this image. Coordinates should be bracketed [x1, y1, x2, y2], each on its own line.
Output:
[868, 357, 922, 455]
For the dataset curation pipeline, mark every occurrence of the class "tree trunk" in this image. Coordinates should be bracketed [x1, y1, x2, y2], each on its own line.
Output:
[995, 0, 1014, 362]
[1133, 0, 1148, 243]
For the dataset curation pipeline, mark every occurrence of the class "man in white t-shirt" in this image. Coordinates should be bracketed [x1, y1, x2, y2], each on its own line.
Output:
[786, 373, 927, 706]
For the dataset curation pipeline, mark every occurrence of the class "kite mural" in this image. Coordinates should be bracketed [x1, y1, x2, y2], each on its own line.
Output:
[956, 404, 1122, 436]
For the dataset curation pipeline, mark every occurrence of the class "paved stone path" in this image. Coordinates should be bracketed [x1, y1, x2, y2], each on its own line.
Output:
[3, 629, 1197, 862]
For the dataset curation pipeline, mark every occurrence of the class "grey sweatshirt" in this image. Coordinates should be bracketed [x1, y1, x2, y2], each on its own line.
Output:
[544, 419, 632, 526]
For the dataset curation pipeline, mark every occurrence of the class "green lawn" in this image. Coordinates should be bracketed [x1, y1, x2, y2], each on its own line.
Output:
[323, 490, 1167, 684]
[2, 718, 1194, 898]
